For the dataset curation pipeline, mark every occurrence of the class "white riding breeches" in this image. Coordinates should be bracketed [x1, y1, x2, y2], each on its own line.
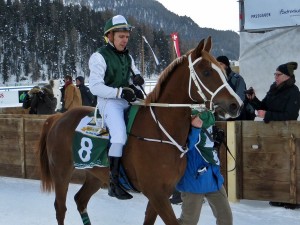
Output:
[97, 98, 130, 157]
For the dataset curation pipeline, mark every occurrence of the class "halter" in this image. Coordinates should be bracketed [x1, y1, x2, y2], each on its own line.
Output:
[188, 54, 229, 111]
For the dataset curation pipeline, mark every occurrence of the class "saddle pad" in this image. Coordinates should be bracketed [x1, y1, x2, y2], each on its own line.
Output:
[73, 116, 109, 169]
[72, 105, 140, 170]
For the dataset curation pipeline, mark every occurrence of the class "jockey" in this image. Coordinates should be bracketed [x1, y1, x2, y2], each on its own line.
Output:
[89, 15, 144, 200]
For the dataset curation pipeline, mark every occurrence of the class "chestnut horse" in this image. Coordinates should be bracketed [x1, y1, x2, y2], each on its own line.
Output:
[37, 37, 242, 225]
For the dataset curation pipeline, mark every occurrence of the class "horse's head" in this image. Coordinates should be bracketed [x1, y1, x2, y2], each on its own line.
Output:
[187, 36, 243, 119]
[145, 36, 242, 119]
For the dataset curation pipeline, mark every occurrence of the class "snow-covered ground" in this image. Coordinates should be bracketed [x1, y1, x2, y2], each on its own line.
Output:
[0, 176, 299, 225]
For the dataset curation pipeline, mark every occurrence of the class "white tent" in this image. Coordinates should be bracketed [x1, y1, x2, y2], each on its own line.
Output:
[239, 26, 300, 100]
[239, 0, 300, 101]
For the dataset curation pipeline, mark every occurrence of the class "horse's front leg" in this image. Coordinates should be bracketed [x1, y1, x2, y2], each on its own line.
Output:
[144, 194, 179, 225]
[143, 201, 158, 225]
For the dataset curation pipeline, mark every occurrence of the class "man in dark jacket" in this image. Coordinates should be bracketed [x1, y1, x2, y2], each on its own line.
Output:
[75, 76, 95, 106]
[217, 55, 255, 120]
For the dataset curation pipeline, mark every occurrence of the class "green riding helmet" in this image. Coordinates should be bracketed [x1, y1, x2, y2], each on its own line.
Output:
[104, 15, 134, 35]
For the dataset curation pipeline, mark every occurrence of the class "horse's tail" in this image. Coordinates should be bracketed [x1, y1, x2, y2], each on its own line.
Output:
[36, 114, 61, 193]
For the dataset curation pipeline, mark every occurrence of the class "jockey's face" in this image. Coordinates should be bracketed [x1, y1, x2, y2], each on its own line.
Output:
[108, 31, 130, 51]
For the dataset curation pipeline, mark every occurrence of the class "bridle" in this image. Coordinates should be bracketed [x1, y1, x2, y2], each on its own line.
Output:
[188, 54, 229, 112]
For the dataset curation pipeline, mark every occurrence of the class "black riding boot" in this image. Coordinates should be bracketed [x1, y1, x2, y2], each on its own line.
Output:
[108, 156, 133, 200]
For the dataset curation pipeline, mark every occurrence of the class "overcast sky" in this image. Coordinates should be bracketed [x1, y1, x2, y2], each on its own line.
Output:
[156, 0, 240, 32]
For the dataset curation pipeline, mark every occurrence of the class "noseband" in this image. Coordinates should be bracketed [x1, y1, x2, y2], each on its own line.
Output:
[188, 54, 228, 111]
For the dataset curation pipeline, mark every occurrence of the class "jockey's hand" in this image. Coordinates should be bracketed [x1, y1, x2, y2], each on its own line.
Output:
[129, 84, 144, 100]
[132, 75, 144, 86]
[120, 87, 136, 103]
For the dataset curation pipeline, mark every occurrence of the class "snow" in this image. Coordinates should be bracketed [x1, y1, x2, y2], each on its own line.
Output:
[0, 176, 299, 225]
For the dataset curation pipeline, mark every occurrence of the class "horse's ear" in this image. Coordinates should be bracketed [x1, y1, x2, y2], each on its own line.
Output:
[203, 36, 212, 53]
[193, 38, 205, 58]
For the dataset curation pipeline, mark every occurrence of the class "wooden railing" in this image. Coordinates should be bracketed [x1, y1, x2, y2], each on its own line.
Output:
[0, 112, 299, 204]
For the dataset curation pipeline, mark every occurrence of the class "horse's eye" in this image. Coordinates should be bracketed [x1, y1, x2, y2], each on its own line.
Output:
[203, 70, 210, 76]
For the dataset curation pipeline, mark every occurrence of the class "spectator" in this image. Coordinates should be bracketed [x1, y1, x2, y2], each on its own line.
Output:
[217, 55, 255, 120]
[22, 86, 40, 114]
[62, 75, 82, 112]
[246, 61, 300, 209]
[89, 15, 144, 200]
[30, 84, 57, 115]
[75, 76, 95, 106]
[176, 110, 232, 225]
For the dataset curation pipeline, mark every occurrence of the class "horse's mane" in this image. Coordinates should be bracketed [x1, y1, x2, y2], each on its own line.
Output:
[145, 56, 186, 104]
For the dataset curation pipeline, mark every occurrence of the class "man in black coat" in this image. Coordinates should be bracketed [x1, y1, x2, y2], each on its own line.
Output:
[75, 76, 96, 106]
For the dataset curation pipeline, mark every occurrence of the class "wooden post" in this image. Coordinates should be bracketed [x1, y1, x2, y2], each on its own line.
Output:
[227, 121, 238, 202]
[20, 117, 26, 178]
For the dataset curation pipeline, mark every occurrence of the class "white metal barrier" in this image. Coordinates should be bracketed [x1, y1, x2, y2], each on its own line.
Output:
[0, 79, 158, 108]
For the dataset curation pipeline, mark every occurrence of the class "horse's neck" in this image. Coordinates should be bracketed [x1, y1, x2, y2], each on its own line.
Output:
[152, 68, 195, 144]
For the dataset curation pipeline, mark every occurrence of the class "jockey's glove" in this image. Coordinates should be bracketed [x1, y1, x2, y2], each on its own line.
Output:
[120, 87, 136, 103]
[132, 75, 144, 86]
[129, 84, 144, 100]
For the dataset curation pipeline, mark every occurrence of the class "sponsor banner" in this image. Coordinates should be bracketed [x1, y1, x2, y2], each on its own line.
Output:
[243, 0, 300, 30]
[0, 91, 24, 107]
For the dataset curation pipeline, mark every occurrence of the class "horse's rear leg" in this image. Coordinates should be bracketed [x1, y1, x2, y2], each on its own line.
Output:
[54, 181, 71, 225]
[74, 172, 103, 225]
[52, 167, 74, 225]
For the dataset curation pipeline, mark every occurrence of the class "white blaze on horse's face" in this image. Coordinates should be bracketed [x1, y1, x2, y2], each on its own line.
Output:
[188, 54, 243, 118]
[211, 62, 243, 118]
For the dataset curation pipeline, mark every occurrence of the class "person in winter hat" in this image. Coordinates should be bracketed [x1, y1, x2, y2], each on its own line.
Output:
[62, 75, 82, 112]
[88, 15, 144, 200]
[217, 55, 255, 120]
[22, 86, 40, 114]
[246, 61, 300, 123]
[30, 84, 57, 115]
[276, 62, 298, 77]
[75, 76, 95, 106]
[247, 63, 300, 209]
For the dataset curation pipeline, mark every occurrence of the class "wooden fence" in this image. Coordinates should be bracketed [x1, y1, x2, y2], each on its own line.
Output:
[0, 113, 85, 183]
[0, 112, 299, 204]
